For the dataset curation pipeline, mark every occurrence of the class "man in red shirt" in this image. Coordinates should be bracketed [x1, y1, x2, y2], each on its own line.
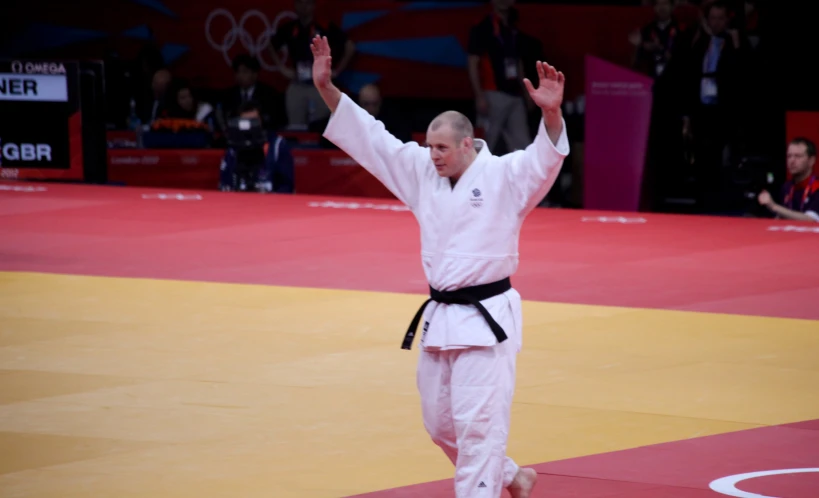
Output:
[758, 137, 819, 222]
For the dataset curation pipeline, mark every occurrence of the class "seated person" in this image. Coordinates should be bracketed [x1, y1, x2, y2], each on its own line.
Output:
[758, 137, 819, 222]
[219, 102, 295, 193]
[309, 83, 411, 149]
[170, 82, 216, 131]
[142, 81, 216, 149]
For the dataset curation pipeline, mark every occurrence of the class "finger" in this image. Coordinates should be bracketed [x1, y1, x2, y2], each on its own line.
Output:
[539, 61, 549, 76]
[557, 71, 565, 85]
[545, 63, 558, 80]
[536, 61, 546, 81]
[523, 77, 535, 95]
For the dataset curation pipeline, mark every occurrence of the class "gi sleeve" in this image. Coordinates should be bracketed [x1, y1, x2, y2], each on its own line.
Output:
[501, 116, 570, 214]
[323, 92, 427, 209]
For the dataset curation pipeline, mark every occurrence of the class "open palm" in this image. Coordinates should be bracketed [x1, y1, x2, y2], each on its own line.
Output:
[523, 61, 564, 113]
[310, 34, 333, 90]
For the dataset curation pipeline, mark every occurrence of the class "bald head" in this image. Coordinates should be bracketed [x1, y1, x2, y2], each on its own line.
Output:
[427, 110, 478, 182]
[429, 111, 474, 143]
[359, 84, 381, 117]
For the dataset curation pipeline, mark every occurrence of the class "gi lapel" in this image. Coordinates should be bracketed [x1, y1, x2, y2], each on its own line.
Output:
[429, 143, 491, 289]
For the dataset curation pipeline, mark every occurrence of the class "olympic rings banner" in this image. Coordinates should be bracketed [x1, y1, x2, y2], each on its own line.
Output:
[204, 8, 297, 74]
[3, 0, 656, 100]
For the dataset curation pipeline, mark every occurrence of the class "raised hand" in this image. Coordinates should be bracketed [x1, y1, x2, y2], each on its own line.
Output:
[310, 34, 333, 90]
[523, 61, 564, 114]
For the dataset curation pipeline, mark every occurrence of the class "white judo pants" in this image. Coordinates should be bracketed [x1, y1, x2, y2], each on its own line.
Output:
[417, 339, 518, 497]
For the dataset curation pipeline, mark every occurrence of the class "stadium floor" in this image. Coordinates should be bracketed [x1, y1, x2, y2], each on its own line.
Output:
[1, 182, 818, 497]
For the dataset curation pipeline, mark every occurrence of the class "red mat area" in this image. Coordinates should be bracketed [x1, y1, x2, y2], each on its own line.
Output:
[350, 420, 819, 497]
[2, 182, 819, 320]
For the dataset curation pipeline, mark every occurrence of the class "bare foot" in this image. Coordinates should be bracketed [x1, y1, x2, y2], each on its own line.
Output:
[508, 467, 537, 498]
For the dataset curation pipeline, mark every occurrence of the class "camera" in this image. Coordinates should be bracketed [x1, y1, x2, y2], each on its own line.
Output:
[224, 116, 269, 192]
[732, 155, 779, 217]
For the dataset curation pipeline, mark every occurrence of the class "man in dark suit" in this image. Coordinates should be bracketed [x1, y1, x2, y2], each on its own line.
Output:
[221, 54, 284, 130]
[679, 0, 750, 212]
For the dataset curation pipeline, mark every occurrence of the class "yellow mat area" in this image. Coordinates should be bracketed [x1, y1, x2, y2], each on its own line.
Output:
[1, 271, 818, 497]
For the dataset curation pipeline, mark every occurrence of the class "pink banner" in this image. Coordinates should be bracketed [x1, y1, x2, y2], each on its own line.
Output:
[583, 55, 654, 212]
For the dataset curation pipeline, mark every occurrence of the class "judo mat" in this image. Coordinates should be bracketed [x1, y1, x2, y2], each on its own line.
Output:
[1, 181, 818, 498]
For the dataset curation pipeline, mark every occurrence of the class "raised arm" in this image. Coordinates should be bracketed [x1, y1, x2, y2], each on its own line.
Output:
[502, 61, 570, 214]
[311, 35, 426, 208]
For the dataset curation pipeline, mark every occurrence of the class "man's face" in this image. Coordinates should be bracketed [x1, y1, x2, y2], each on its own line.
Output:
[152, 69, 171, 98]
[177, 88, 194, 112]
[786, 143, 815, 179]
[235, 65, 257, 89]
[707, 6, 728, 35]
[654, 0, 672, 21]
[359, 86, 381, 117]
[427, 124, 471, 179]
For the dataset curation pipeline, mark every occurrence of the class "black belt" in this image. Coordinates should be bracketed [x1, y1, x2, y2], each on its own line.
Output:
[401, 277, 511, 350]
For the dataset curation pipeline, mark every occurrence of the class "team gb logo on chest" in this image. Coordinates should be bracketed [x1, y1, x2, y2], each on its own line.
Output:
[470, 188, 483, 208]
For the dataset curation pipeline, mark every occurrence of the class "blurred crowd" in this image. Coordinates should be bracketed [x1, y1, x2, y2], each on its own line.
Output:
[630, 0, 770, 215]
[98, 0, 817, 220]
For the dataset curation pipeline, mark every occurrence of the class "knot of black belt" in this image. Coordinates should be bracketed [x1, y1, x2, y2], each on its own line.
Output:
[401, 277, 511, 350]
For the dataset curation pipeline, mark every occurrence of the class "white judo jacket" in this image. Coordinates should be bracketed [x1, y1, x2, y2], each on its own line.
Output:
[323, 93, 569, 351]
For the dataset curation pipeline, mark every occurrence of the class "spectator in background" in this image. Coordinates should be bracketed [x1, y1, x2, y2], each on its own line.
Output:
[467, 0, 531, 153]
[355, 83, 412, 143]
[743, 0, 760, 48]
[143, 68, 172, 124]
[671, 0, 707, 30]
[170, 82, 216, 131]
[127, 35, 166, 126]
[632, 0, 686, 211]
[631, 0, 680, 79]
[679, 0, 749, 212]
[222, 54, 282, 130]
[269, 0, 356, 128]
[757, 138, 819, 222]
[219, 102, 294, 194]
[310, 83, 411, 148]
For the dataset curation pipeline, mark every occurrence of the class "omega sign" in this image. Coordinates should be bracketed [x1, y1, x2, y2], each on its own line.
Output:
[0, 61, 67, 102]
[10, 61, 67, 75]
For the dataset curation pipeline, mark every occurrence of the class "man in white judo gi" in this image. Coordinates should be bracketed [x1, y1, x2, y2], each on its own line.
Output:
[310, 35, 569, 498]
